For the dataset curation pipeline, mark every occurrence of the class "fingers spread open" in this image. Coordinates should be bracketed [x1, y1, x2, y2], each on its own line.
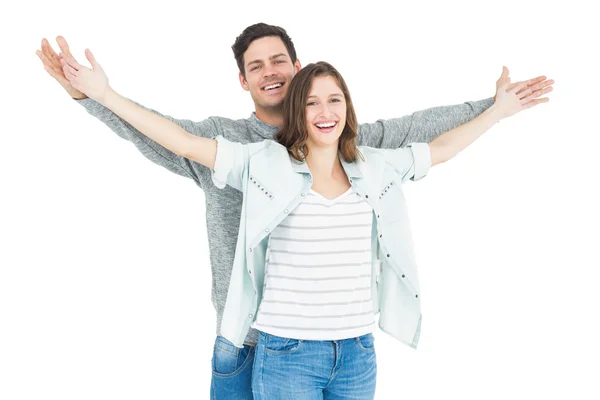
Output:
[523, 75, 547, 87]
[510, 82, 528, 94]
[517, 87, 532, 99]
[522, 86, 553, 103]
[523, 86, 552, 102]
[530, 79, 555, 93]
[522, 97, 550, 110]
[61, 54, 81, 71]
[63, 64, 77, 80]
[56, 36, 72, 57]
[37, 50, 62, 77]
[85, 49, 98, 69]
[42, 38, 61, 68]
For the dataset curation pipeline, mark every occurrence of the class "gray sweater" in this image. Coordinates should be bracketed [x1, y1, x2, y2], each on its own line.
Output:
[77, 97, 494, 344]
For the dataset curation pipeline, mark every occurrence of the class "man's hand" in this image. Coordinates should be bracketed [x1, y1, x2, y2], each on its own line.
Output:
[494, 66, 554, 110]
[61, 49, 110, 104]
[36, 36, 88, 100]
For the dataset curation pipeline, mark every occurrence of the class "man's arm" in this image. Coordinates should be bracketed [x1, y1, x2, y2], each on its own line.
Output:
[61, 49, 219, 172]
[76, 97, 219, 185]
[357, 68, 553, 149]
[358, 98, 494, 148]
[37, 36, 216, 186]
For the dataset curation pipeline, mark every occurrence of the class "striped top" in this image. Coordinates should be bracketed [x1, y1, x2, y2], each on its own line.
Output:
[253, 187, 375, 340]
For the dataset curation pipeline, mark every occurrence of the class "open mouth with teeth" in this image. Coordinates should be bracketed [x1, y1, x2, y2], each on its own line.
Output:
[262, 82, 284, 92]
[314, 121, 338, 133]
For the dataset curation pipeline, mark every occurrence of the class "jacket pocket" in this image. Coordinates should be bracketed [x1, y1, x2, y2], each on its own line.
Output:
[246, 174, 275, 219]
[378, 179, 404, 223]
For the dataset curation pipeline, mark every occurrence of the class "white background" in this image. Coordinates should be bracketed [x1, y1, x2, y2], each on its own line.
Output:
[2, 0, 599, 399]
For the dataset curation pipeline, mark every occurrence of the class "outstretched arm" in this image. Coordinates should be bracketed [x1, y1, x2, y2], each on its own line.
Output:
[61, 49, 217, 169]
[37, 36, 219, 185]
[357, 69, 553, 149]
[428, 67, 550, 166]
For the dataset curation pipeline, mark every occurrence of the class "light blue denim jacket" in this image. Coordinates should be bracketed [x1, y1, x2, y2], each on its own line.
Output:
[211, 136, 431, 349]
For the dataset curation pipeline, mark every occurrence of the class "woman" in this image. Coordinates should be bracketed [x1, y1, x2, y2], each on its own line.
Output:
[61, 52, 531, 399]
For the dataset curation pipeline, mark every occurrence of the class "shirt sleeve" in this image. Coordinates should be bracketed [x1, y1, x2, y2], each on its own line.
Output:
[77, 97, 220, 188]
[357, 98, 494, 149]
[386, 143, 432, 182]
[211, 135, 248, 191]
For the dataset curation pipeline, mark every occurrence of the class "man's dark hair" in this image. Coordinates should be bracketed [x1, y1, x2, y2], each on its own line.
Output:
[232, 23, 297, 77]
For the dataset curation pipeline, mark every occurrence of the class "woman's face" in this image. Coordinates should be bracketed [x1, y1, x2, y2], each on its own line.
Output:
[305, 75, 347, 150]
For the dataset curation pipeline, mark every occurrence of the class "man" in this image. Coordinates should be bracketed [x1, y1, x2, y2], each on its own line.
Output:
[37, 23, 553, 399]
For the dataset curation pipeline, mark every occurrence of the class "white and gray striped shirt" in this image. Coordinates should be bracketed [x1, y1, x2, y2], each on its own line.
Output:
[253, 187, 375, 340]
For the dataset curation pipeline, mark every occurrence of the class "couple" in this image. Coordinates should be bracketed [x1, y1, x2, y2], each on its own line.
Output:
[38, 23, 553, 399]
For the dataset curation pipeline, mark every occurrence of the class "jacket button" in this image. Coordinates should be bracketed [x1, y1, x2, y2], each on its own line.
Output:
[402, 274, 405, 278]
[284, 209, 289, 213]
[415, 295, 419, 298]
[365, 195, 369, 198]
[248, 248, 252, 252]
[387, 254, 390, 257]
[248, 314, 253, 319]
[301, 193, 306, 197]
[377, 215, 380, 218]
[265, 228, 269, 232]
[379, 234, 382, 238]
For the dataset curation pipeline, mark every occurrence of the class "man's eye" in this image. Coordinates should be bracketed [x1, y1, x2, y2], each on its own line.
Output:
[250, 66, 260, 71]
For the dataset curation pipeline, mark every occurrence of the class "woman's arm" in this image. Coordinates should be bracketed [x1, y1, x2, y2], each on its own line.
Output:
[428, 104, 504, 166]
[429, 67, 548, 166]
[60, 49, 217, 168]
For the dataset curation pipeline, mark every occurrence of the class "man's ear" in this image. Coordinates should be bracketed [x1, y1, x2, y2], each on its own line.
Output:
[239, 72, 249, 91]
[294, 59, 302, 73]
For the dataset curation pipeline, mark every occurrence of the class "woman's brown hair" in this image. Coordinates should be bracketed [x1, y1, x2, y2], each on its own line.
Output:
[275, 62, 360, 162]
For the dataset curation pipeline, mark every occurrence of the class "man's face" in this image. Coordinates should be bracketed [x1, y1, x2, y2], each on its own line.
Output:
[239, 36, 301, 111]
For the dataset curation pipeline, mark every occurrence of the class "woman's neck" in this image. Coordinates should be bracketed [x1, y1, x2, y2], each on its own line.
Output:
[304, 144, 343, 179]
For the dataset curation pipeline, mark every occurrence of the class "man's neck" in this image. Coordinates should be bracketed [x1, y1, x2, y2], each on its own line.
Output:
[255, 106, 284, 128]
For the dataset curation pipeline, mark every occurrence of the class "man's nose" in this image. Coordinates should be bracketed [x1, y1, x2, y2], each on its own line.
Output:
[263, 64, 276, 78]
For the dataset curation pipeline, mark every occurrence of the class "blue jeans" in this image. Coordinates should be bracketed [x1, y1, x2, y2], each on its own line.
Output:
[252, 331, 377, 399]
[210, 336, 255, 400]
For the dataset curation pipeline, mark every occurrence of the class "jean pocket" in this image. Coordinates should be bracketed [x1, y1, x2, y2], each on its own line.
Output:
[212, 337, 253, 376]
[263, 333, 302, 355]
[355, 333, 376, 352]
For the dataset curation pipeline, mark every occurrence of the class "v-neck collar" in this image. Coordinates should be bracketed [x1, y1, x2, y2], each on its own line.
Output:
[308, 187, 354, 203]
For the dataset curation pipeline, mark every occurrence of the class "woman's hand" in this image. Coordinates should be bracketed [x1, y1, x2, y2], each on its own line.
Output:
[493, 66, 533, 120]
[60, 49, 110, 104]
[36, 37, 87, 100]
